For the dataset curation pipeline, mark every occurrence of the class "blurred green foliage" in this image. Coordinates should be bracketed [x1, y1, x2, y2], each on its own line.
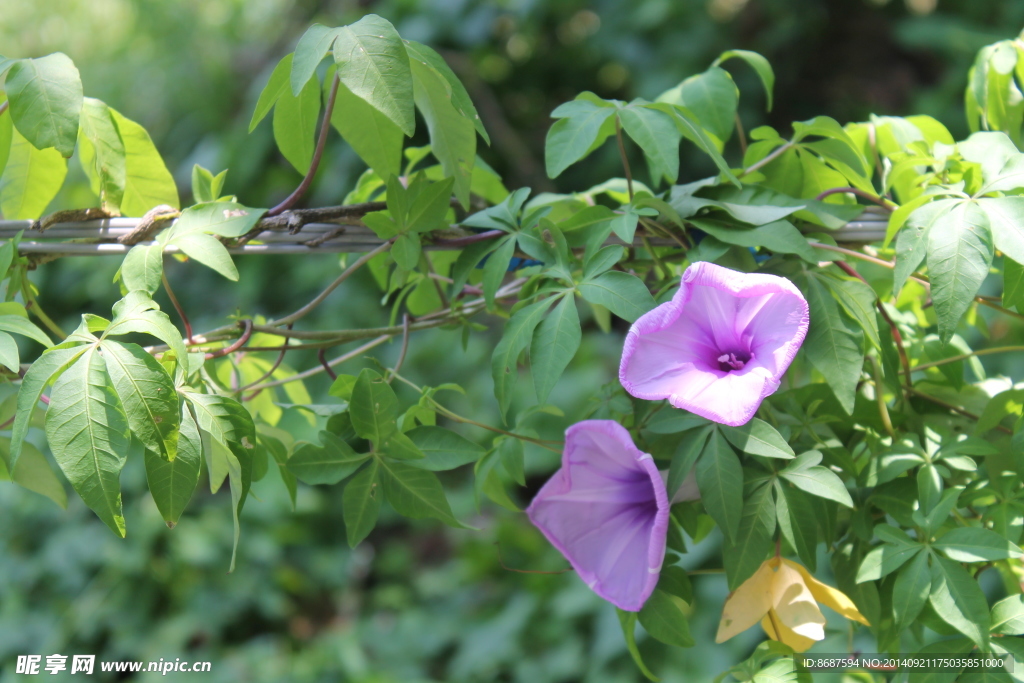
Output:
[4, 0, 1024, 680]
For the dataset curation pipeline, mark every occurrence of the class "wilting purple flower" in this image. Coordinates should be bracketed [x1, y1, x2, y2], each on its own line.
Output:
[619, 262, 809, 427]
[526, 420, 670, 611]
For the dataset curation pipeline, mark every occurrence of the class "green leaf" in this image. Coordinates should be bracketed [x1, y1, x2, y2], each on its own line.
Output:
[695, 429, 743, 543]
[577, 271, 655, 323]
[190, 164, 226, 204]
[1004, 258, 1024, 311]
[11, 344, 88, 471]
[892, 549, 931, 631]
[720, 418, 794, 459]
[224, 448, 245, 572]
[168, 201, 266, 239]
[291, 24, 341, 95]
[249, 53, 292, 132]
[350, 369, 399, 444]
[379, 430, 425, 461]
[545, 97, 616, 178]
[405, 426, 484, 471]
[714, 49, 775, 110]
[619, 104, 681, 184]
[272, 73, 320, 175]
[144, 403, 201, 527]
[856, 541, 924, 583]
[822, 274, 881, 350]
[638, 589, 694, 647]
[410, 56, 475, 207]
[102, 340, 179, 461]
[979, 196, 1024, 267]
[894, 198, 957, 295]
[0, 97, 12, 181]
[404, 41, 489, 143]
[0, 332, 17, 373]
[110, 108, 179, 216]
[800, 273, 863, 415]
[482, 236, 515, 306]
[0, 128, 67, 219]
[45, 348, 130, 537]
[262, 435, 296, 509]
[5, 53, 83, 157]
[774, 482, 817, 571]
[378, 457, 463, 527]
[650, 102, 739, 186]
[173, 233, 238, 281]
[287, 431, 369, 485]
[933, 527, 1024, 562]
[616, 610, 660, 683]
[78, 97, 125, 210]
[327, 72, 403, 181]
[688, 218, 816, 263]
[991, 595, 1024, 635]
[531, 294, 581, 403]
[104, 291, 187, 363]
[1, 439, 67, 509]
[491, 299, 550, 419]
[779, 460, 853, 508]
[724, 481, 776, 589]
[333, 14, 414, 136]
[667, 426, 712, 498]
[656, 565, 693, 604]
[391, 232, 421, 271]
[929, 554, 990, 648]
[927, 200, 993, 344]
[120, 244, 163, 295]
[657, 66, 737, 145]
[0, 314, 52, 348]
[182, 391, 257, 481]
[343, 459, 382, 547]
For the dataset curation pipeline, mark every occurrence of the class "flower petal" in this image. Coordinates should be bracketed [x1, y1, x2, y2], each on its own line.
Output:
[770, 560, 827, 641]
[783, 558, 870, 626]
[716, 560, 775, 643]
[665, 364, 779, 427]
[760, 612, 818, 652]
[526, 420, 669, 612]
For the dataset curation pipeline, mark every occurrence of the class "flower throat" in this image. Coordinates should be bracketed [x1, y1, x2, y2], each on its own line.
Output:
[717, 351, 749, 372]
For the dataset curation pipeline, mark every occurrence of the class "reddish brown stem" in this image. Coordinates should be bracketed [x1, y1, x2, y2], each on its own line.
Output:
[0, 101, 9, 117]
[906, 386, 1013, 434]
[815, 187, 895, 210]
[162, 272, 193, 344]
[205, 320, 253, 359]
[317, 348, 337, 380]
[238, 324, 292, 391]
[268, 76, 341, 217]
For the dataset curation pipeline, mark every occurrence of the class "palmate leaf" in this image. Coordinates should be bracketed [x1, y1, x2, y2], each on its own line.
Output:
[405, 426, 484, 471]
[325, 66, 403, 181]
[927, 200, 993, 344]
[290, 24, 342, 95]
[544, 95, 617, 178]
[120, 244, 163, 295]
[102, 340, 179, 461]
[929, 554, 990, 648]
[350, 369, 399, 444]
[618, 102, 681, 184]
[576, 271, 655, 323]
[144, 403, 201, 527]
[45, 347, 130, 537]
[249, 53, 292, 132]
[333, 14, 414, 137]
[404, 41, 489, 143]
[5, 53, 83, 157]
[656, 66, 737, 147]
[891, 548, 931, 631]
[287, 431, 369, 485]
[723, 481, 776, 589]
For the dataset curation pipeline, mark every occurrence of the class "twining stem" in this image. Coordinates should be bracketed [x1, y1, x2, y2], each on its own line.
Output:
[237, 324, 292, 391]
[271, 240, 392, 327]
[911, 345, 1024, 372]
[615, 116, 634, 200]
[432, 229, 503, 248]
[205, 319, 252, 359]
[869, 356, 897, 439]
[385, 314, 410, 384]
[734, 112, 747, 156]
[833, 260, 912, 393]
[267, 75, 341, 217]
[906, 386, 1013, 434]
[244, 334, 392, 393]
[390, 371, 564, 452]
[162, 272, 193, 343]
[317, 348, 337, 380]
[815, 187, 895, 210]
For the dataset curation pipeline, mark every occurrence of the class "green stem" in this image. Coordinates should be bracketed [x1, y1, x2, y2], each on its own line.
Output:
[869, 356, 897, 439]
[614, 116, 634, 201]
[912, 345, 1024, 372]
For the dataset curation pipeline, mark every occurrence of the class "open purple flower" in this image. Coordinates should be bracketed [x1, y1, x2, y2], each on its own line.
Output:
[619, 262, 809, 427]
[526, 420, 669, 612]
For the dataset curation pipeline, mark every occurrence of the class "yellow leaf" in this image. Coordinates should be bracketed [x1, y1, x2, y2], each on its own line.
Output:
[716, 560, 774, 643]
[783, 558, 870, 626]
[761, 612, 816, 652]
[770, 561, 826, 640]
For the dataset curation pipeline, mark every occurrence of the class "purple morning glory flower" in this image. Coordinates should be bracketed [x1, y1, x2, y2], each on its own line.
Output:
[526, 420, 670, 612]
[619, 262, 809, 427]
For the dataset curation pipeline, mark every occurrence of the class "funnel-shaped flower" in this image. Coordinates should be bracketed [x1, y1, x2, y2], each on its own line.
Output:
[619, 262, 809, 426]
[526, 420, 669, 611]
[716, 557, 869, 652]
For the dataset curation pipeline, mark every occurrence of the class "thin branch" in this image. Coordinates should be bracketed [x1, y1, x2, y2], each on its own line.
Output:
[614, 116, 634, 200]
[205, 319, 253, 359]
[162, 272, 193, 343]
[237, 324, 292, 391]
[25, 300, 66, 340]
[267, 75, 341, 217]
[906, 386, 1013, 434]
[271, 240, 392, 327]
[317, 348, 338, 380]
[0, 101, 8, 117]
[734, 112, 747, 156]
[431, 229, 503, 248]
[244, 334, 391, 392]
[911, 345, 1024, 372]
[741, 142, 792, 176]
[869, 356, 897, 439]
[814, 187, 895, 210]
[385, 314, 410, 384]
